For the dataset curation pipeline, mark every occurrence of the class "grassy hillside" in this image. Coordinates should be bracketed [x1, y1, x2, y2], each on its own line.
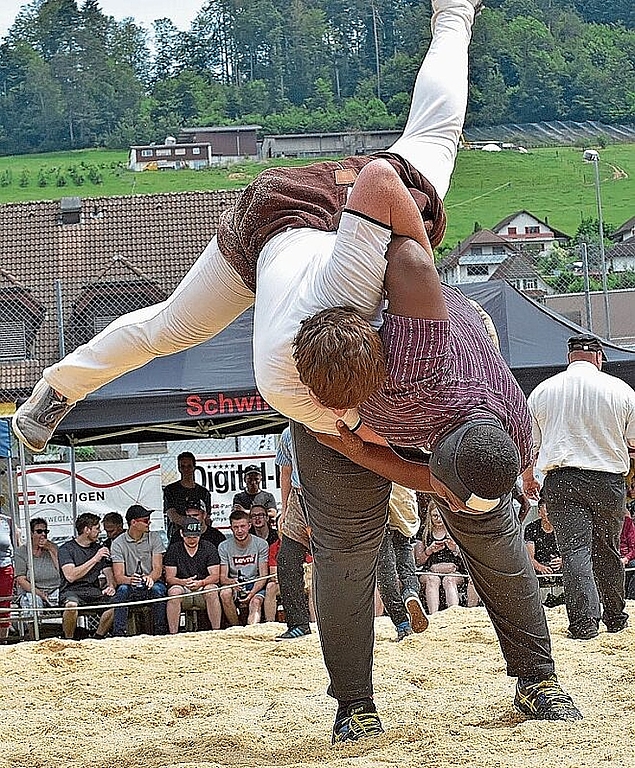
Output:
[0, 145, 633, 249]
[444, 144, 634, 248]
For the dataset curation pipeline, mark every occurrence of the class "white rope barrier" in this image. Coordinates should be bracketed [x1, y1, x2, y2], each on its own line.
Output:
[2, 573, 273, 617]
[3, 567, 634, 619]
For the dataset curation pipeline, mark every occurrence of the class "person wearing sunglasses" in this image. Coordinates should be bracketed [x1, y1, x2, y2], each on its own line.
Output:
[14, 518, 60, 635]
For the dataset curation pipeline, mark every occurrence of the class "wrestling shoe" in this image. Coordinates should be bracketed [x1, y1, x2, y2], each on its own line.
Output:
[514, 675, 583, 721]
[12, 379, 74, 452]
[404, 594, 429, 633]
[275, 625, 311, 641]
[332, 699, 384, 744]
[396, 621, 414, 641]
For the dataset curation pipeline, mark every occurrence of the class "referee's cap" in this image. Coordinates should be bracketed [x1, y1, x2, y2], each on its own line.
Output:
[567, 333, 606, 360]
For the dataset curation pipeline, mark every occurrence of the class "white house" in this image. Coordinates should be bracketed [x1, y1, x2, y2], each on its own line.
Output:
[492, 210, 569, 255]
[437, 229, 552, 298]
[608, 216, 635, 272]
[610, 215, 635, 244]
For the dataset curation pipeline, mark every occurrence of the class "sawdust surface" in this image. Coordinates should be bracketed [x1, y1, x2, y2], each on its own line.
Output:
[1, 604, 633, 768]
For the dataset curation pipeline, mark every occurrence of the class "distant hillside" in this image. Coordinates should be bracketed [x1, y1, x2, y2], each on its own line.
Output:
[0, 143, 633, 249]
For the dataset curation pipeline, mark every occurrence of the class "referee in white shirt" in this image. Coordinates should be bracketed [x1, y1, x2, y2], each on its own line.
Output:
[522, 334, 635, 640]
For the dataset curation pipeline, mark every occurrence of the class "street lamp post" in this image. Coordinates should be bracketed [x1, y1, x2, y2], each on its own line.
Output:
[582, 149, 611, 340]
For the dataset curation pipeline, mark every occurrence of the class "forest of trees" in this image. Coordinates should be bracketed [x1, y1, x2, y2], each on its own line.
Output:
[0, 0, 634, 156]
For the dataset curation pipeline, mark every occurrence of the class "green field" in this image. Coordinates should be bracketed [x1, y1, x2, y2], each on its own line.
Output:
[0, 144, 633, 248]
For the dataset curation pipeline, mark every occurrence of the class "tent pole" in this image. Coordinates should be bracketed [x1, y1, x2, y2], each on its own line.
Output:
[4, 420, 18, 525]
[18, 440, 39, 641]
[69, 442, 78, 525]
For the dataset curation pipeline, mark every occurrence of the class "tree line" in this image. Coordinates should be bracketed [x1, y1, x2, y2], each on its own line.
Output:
[0, 0, 634, 156]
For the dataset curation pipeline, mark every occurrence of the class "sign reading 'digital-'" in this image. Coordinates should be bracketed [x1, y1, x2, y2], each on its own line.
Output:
[194, 453, 281, 530]
[17, 459, 164, 542]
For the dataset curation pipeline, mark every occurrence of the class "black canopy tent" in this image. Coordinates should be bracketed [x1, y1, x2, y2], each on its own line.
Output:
[460, 281, 635, 393]
[52, 280, 635, 446]
[53, 309, 288, 446]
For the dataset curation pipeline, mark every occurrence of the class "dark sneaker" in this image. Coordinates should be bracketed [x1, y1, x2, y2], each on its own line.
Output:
[275, 625, 311, 641]
[396, 621, 414, 642]
[543, 593, 565, 608]
[605, 617, 628, 634]
[12, 379, 74, 452]
[332, 699, 384, 744]
[514, 675, 583, 721]
[567, 619, 599, 640]
[404, 594, 429, 633]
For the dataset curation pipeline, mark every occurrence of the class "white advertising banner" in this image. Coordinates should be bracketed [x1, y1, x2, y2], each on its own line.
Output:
[194, 453, 281, 530]
[17, 459, 164, 542]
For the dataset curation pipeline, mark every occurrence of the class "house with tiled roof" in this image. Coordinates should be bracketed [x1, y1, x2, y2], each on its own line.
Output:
[491, 210, 570, 255]
[610, 215, 635, 244]
[607, 215, 635, 272]
[0, 190, 241, 407]
[437, 229, 552, 298]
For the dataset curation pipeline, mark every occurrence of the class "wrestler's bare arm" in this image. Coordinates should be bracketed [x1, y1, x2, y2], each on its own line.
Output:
[345, 159, 432, 250]
[310, 420, 436, 493]
[384, 236, 448, 321]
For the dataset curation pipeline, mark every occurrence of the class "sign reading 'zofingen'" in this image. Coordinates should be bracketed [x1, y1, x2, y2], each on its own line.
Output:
[17, 459, 164, 542]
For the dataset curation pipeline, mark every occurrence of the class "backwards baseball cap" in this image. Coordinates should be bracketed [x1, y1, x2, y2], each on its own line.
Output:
[182, 517, 202, 537]
[126, 503, 153, 522]
[243, 464, 262, 476]
[250, 492, 270, 511]
[429, 421, 519, 513]
[185, 499, 206, 512]
[567, 333, 606, 360]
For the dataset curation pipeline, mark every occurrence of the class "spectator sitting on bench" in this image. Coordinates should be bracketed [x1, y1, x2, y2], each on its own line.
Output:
[524, 498, 562, 577]
[15, 518, 60, 630]
[102, 512, 125, 549]
[264, 537, 281, 623]
[184, 501, 226, 549]
[164, 517, 222, 633]
[249, 493, 279, 547]
[110, 504, 167, 637]
[620, 479, 635, 600]
[415, 500, 465, 614]
[58, 513, 115, 640]
[523, 498, 564, 608]
[218, 509, 268, 626]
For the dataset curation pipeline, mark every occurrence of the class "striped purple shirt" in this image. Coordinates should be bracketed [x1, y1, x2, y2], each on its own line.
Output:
[359, 285, 532, 471]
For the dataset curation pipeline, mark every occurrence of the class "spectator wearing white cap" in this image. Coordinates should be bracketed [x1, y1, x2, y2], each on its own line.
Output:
[164, 518, 221, 633]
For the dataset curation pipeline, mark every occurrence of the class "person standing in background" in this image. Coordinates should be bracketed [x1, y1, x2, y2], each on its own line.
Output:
[523, 334, 635, 639]
[163, 453, 211, 543]
[0, 509, 14, 643]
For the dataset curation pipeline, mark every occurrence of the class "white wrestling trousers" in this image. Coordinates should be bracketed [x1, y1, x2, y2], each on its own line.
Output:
[45, 0, 476, 403]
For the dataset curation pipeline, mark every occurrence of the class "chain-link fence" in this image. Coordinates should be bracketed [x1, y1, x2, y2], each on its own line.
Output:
[1, 194, 634, 543]
[0, 217, 282, 539]
[539, 243, 635, 347]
